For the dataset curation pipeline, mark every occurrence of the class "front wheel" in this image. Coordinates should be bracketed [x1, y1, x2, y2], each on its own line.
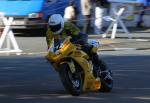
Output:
[59, 63, 82, 96]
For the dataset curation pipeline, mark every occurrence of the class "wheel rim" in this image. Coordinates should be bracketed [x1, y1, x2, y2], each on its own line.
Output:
[68, 70, 81, 89]
[72, 80, 80, 88]
[101, 70, 113, 89]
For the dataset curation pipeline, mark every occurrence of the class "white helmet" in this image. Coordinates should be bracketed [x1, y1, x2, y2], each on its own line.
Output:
[48, 14, 64, 35]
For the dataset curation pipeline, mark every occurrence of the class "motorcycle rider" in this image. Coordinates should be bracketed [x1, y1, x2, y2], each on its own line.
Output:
[46, 14, 112, 81]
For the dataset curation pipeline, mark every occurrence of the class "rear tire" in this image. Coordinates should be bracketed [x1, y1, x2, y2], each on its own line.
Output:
[98, 60, 113, 92]
[59, 63, 82, 96]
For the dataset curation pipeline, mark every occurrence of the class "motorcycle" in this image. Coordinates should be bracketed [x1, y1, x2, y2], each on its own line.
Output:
[46, 37, 113, 96]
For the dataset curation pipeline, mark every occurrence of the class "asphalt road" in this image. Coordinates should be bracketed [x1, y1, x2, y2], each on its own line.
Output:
[0, 35, 150, 103]
[0, 49, 150, 103]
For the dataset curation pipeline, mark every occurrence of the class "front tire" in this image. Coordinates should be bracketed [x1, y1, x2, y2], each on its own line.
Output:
[59, 63, 82, 96]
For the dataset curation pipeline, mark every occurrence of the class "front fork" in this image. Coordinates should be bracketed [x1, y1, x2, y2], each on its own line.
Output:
[60, 60, 76, 74]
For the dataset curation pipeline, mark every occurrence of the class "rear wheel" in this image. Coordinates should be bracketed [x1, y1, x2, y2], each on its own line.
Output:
[59, 63, 82, 96]
[98, 60, 113, 92]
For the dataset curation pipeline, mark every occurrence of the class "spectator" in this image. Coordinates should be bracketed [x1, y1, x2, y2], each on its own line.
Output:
[80, 0, 92, 34]
[0, 20, 3, 37]
[64, 0, 78, 25]
[94, 0, 110, 34]
[136, 0, 149, 27]
[0, 27, 2, 36]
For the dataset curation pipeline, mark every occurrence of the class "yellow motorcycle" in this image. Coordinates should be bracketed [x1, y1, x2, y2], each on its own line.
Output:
[46, 37, 113, 96]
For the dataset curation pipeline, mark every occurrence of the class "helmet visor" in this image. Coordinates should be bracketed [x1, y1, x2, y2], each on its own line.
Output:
[49, 23, 61, 33]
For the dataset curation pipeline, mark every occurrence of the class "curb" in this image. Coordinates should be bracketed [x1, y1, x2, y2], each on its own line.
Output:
[98, 47, 150, 51]
[88, 35, 150, 39]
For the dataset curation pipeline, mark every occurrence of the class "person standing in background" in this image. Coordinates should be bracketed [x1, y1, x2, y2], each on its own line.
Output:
[80, 0, 92, 34]
[0, 20, 3, 37]
[94, 0, 109, 34]
[136, 0, 149, 27]
[64, 0, 79, 25]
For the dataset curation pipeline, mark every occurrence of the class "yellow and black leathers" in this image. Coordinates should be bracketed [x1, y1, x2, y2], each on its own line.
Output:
[46, 21, 91, 54]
